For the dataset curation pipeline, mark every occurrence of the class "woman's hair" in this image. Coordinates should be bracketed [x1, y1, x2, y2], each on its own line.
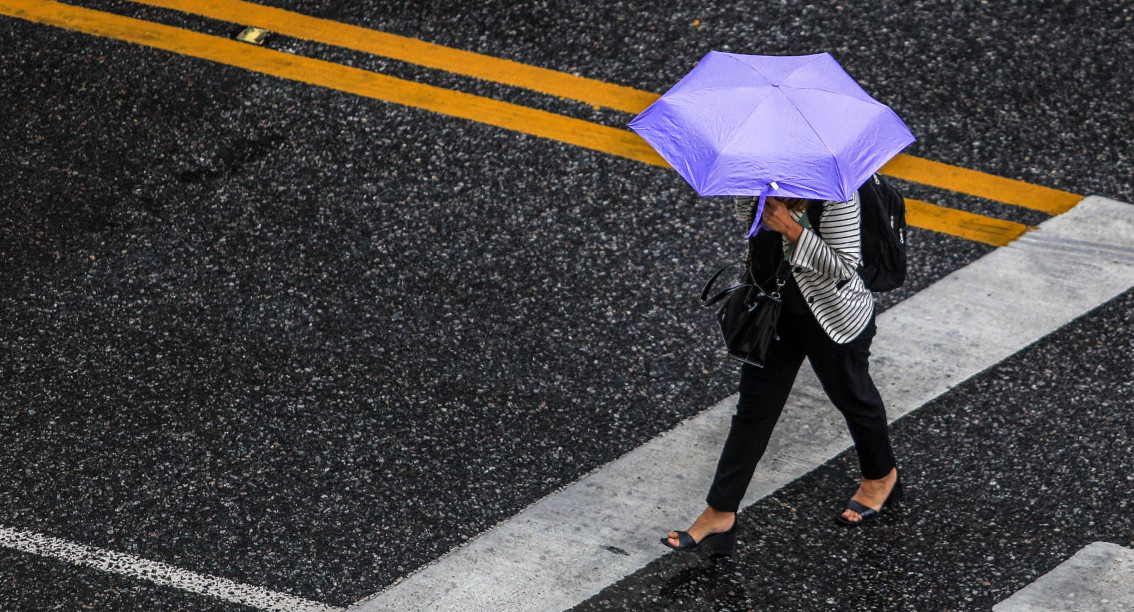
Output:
[778, 197, 824, 212]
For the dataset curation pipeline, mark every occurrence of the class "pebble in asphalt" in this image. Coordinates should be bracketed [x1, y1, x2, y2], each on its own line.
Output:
[573, 287, 1134, 611]
[0, 548, 251, 612]
[1, 0, 1132, 609]
[0, 18, 775, 605]
[0, 12, 998, 605]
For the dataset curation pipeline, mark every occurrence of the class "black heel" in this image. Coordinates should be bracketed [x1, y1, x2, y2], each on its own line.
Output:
[661, 521, 737, 554]
[702, 523, 737, 555]
[886, 479, 904, 507]
[835, 474, 903, 527]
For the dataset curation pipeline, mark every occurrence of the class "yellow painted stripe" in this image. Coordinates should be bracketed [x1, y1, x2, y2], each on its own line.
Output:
[130, 0, 1081, 217]
[0, 0, 1031, 247]
[906, 198, 1032, 247]
[129, 0, 660, 115]
[883, 154, 1081, 215]
[0, 0, 666, 167]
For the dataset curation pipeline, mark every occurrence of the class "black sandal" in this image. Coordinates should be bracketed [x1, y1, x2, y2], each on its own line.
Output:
[660, 521, 738, 554]
[835, 478, 904, 527]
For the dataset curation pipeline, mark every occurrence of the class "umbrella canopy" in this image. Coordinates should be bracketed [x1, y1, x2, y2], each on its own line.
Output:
[629, 51, 915, 205]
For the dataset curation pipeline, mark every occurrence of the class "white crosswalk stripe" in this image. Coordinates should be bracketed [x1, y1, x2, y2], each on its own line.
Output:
[351, 196, 1134, 612]
[994, 542, 1134, 611]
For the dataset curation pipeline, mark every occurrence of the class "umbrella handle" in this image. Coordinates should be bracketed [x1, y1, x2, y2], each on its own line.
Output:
[747, 218, 766, 238]
[746, 192, 770, 238]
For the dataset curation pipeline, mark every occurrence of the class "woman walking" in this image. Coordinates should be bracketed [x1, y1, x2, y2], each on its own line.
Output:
[662, 192, 901, 554]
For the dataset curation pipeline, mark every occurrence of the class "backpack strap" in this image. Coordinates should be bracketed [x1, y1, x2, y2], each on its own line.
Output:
[805, 201, 823, 233]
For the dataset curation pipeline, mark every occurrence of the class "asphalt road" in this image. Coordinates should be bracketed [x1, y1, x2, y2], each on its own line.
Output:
[576, 287, 1134, 611]
[1, 0, 1131, 610]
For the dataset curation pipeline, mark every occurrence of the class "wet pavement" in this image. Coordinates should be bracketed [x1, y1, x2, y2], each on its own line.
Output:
[1, 0, 1132, 610]
[574, 287, 1134, 611]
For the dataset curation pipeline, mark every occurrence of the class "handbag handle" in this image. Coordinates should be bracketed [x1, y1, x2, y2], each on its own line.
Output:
[766, 260, 791, 300]
[702, 259, 792, 307]
[700, 262, 748, 307]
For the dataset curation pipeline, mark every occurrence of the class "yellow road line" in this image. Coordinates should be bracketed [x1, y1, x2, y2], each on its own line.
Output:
[129, 0, 1082, 217]
[128, 0, 659, 114]
[884, 154, 1081, 215]
[0, 0, 664, 165]
[0, 0, 1033, 246]
[906, 198, 1031, 247]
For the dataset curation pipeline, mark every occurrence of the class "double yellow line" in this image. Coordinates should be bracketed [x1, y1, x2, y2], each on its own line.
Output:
[1, 0, 1082, 246]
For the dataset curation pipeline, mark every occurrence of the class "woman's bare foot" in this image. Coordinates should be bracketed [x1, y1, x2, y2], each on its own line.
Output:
[840, 467, 898, 524]
[665, 505, 736, 548]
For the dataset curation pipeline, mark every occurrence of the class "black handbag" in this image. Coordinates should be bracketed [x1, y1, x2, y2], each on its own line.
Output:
[700, 260, 790, 368]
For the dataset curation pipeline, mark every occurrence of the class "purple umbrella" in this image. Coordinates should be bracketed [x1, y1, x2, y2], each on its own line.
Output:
[628, 51, 914, 236]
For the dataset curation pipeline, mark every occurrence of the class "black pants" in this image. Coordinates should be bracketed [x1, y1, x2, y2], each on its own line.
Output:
[705, 309, 896, 513]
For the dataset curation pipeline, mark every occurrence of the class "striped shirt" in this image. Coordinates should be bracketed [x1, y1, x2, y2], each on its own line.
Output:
[735, 193, 874, 344]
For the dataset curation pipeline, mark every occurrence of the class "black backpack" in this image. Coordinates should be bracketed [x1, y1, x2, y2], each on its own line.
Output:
[855, 173, 907, 292]
[806, 173, 907, 292]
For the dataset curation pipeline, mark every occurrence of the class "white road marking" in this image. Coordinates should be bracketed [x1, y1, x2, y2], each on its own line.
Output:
[350, 196, 1134, 612]
[0, 525, 343, 612]
[994, 542, 1134, 611]
[2, 198, 1130, 611]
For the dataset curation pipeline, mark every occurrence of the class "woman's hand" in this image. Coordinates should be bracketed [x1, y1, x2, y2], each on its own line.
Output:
[762, 197, 804, 243]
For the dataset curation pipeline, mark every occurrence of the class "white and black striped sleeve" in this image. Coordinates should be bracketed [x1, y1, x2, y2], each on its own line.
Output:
[733, 196, 757, 222]
[788, 193, 861, 282]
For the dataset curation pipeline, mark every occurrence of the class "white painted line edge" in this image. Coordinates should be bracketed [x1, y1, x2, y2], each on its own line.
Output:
[4, 197, 1129, 612]
[993, 542, 1134, 611]
[0, 525, 343, 612]
[350, 196, 1134, 612]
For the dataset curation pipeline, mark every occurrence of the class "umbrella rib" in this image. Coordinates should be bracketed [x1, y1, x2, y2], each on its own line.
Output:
[802, 104, 848, 197]
[712, 53, 849, 195]
[742, 52, 888, 125]
[718, 51, 826, 86]
[719, 52, 773, 80]
[779, 54, 868, 199]
[709, 90, 778, 191]
[710, 83, 846, 198]
[784, 96, 847, 198]
[705, 56, 782, 192]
